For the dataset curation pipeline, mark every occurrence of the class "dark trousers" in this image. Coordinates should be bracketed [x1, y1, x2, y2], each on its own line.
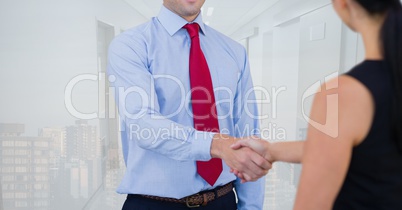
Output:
[122, 190, 237, 210]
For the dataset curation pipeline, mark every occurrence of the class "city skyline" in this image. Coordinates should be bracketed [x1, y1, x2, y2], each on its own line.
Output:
[0, 121, 300, 210]
[0, 120, 126, 210]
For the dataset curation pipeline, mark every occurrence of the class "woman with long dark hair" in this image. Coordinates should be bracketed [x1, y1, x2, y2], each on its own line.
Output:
[232, 0, 402, 209]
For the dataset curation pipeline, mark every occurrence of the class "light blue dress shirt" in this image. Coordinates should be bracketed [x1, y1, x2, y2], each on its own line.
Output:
[107, 5, 265, 210]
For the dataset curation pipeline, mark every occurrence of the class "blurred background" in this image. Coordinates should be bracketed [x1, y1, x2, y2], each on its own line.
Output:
[0, 0, 375, 209]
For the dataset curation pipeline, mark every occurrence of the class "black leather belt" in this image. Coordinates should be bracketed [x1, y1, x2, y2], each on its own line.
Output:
[129, 182, 234, 208]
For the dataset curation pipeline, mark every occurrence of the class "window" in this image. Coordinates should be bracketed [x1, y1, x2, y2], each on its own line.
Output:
[2, 175, 14, 182]
[15, 149, 30, 156]
[15, 141, 28, 147]
[15, 201, 28, 207]
[15, 184, 27, 190]
[2, 141, 14, 147]
[35, 167, 48, 173]
[15, 158, 29, 164]
[34, 141, 49, 147]
[34, 192, 49, 198]
[1, 166, 14, 173]
[34, 200, 48, 207]
[15, 166, 27, 173]
[2, 184, 15, 190]
[34, 158, 48, 164]
[34, 175, 49, 181]
[2, 149, 14, 155]
[16, 175, 28, 181]
[3, 193, 14, 199]
[15, 192, 27, 199]
[2, 158, 14, 164]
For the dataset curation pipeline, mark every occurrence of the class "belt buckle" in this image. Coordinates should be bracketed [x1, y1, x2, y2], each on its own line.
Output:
[186, 194, 201, 208]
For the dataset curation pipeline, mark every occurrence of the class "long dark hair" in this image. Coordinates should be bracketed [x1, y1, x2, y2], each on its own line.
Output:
[355, 0, 402, 152]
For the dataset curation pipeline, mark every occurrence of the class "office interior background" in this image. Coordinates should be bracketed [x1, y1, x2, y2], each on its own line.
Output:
[1, 0, 396, 209]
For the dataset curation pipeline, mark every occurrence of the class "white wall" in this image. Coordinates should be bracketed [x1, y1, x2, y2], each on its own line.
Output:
[0, 0, 147, 135]
[271, 19, 300, 141]
[296, 4, 342, 134]
[230, 0, 366, 209]
[231, 0, 366, 140]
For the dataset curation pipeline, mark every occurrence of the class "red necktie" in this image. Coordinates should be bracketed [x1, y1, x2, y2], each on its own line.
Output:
[183, 23, 223, 186]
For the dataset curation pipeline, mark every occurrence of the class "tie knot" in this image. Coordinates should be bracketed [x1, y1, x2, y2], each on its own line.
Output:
[183, 23, 200, 38]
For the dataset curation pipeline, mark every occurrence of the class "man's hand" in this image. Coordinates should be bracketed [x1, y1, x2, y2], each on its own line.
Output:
[230, 138, 274, 182]
[231, 138, 273, 162]
[231, 137, 274, 183]
[210, 134, 272, 182]
[230, 138, 305, 182]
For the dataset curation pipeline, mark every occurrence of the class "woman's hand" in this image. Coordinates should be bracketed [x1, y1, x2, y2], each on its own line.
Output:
[230, 138, 305, 182]
[230, 138, 273, 182]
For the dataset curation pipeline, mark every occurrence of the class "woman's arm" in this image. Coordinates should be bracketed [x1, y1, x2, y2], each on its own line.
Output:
[269, 141, 304, 163]
[231, 140, 304, 164]
[293, 76, 374, 210]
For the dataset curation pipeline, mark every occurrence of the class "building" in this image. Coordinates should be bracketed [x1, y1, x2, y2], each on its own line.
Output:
[65, 120, 99, 162]
[0, 124, 51, 210]
[42, 121, 103, 210]
[264, 162, 298, 210]
[39, 127, 66, 159]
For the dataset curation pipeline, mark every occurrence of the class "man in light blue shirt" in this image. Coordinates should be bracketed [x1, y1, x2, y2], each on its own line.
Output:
[107, 0, 270, 209]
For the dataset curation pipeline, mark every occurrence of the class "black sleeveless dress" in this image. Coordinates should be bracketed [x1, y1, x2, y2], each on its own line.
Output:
[333, 60, 402, 209]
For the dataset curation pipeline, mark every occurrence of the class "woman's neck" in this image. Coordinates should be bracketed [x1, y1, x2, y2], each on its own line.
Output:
[358, 16, 386, 60]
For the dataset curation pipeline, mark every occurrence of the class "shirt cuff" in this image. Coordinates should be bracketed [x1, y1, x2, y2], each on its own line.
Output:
[190, 130, 216, 161]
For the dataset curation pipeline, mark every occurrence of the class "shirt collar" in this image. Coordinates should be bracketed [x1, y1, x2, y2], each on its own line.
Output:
[157, 5, 207, 36]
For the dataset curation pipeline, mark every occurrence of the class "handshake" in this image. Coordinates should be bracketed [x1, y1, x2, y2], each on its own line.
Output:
[210, 134, 275, 183]
[211, 134, 303, 183]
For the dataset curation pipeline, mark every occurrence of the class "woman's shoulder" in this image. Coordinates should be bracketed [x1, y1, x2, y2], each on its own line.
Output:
[315, 75, 375, 146]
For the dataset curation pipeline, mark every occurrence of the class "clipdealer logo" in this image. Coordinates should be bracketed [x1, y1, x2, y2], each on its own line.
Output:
[301, 72, 339, 138]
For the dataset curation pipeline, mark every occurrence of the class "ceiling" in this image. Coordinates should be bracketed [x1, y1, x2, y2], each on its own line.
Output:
[124, 0, 279, 35]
